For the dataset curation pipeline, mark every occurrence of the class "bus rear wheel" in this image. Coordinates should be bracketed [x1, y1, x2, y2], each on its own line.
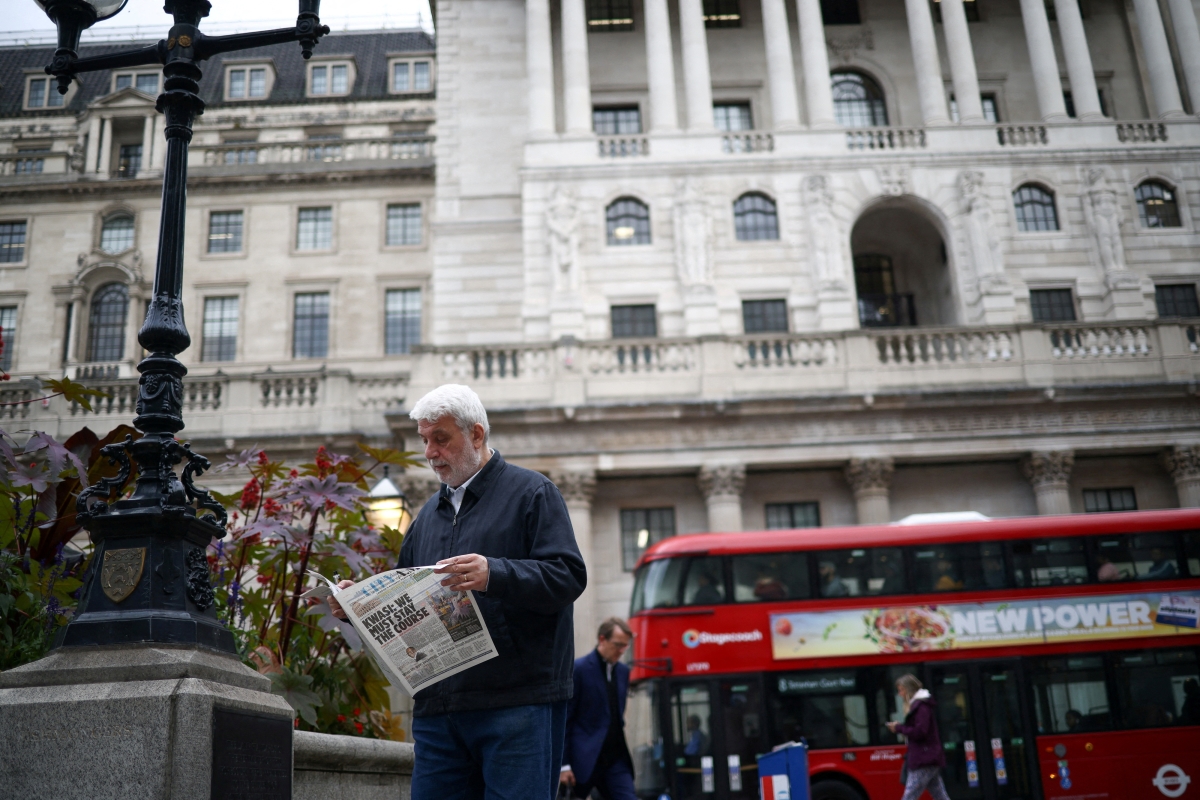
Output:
[810, 779, 865, 800]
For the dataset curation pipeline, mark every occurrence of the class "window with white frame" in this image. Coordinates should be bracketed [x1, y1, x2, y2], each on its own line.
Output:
[385, 289, 422, 354]
[309, 62, 353, 96]
[225, 65, 270, 101]
[100, 214, 136, 254]
[296, 207, 333, 251]
[0, 306, 17, 372]
[201, 297, 239, 362]
[114, 72, 160, 95]
[25, 76, 66, 110]
[386, 203, 422, 246]
[391, 58, 434, 93]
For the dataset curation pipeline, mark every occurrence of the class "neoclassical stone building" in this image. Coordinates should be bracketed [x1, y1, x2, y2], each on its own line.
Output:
[5, 0, 1200, 650]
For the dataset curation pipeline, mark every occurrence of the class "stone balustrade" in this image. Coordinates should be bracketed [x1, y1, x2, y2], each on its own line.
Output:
[597, 135, 650, 157]
[845, 127, 927, 150]
[0, 151, 71, 176]
[190, 136, 434, 168]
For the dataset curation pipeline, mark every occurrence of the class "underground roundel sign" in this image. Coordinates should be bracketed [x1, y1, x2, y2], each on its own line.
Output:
[1153, 764, 1192, 798]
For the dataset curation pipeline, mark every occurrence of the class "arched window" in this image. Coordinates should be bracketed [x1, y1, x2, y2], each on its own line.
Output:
[733, 193, 779, 241]
[1013, 184, 1059, 232]
[87, 283, 129, 362]
[831, 71, 888, 127]
[100, 214, 135, 254]
[606, 197, 651, 245]
[1135, 181, 1181, 228]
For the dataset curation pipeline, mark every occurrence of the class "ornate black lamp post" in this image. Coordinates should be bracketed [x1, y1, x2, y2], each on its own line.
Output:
[36, 0, 330, 652]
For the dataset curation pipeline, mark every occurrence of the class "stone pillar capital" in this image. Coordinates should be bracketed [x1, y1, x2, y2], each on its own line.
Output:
[1021, 450, 1075, 489]
[844, 457, 894, 498]
[551, 469, 598, 507]
[698, 464, 746, 499]
[1162, 445, 1200, 482]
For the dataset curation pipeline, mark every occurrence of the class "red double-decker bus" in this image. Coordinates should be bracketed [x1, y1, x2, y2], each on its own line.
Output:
[624, 509, 1200, 800]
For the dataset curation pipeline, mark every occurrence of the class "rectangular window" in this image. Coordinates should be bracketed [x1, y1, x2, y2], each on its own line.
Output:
[223, 146, 258, 165]
[386, 203, 422, 246]
[765, 502, 820, 529]
[293, 292, 330, 359]
[714, 102, 753, 131]
[201, 296, 238, 362]
[743, 299, 789, 333]
[1083, 487, 1138, 513]
[731, 552, 810, 602]
[912, 540, 1007, 592]
[768, 667, 906, 750]
[1185, 531, 1200, 578]
[631, 556, 688, 612]
[1157, 284, 1200, 318]
[306, 135, 342, 162]
[115, 74, 132, 91]
[981, 94, 999, 122]
[14, 148, 47, 175]
[1093, 532, 1180, 581]
[116, 144, 142, 179]
[611, 304, 657, 338]
[207, 211, 244, 254]
[385, 288, 422, 355]
[311, 65, 328, 94]
[1011, 537, 1088, 587]
[0, 222, 28, 264]
[817, 548, 906, 597]
[1113, 650, 1199, 728]
[1030, 655, 1113, 733]
[819, 0, 861, 24]
[1030, 288, 1076, 322]
[228, 69, 246, 98]
[414, 61, 432, 92]
[621, 507, 675, 570]
[587, 0, 635, 31]
[703, 0, 742, 27]
[249, 68, 266, 97]
[27, 78, 46, 108]
[135, 74, 158, 94]
[681, 556, 727, 605]
[0, 306, 17, 372]
[296, 207, 333, 251]
[393, 62, 410, 92]
[593, 106, 642, 135]
[331, 64, 349, 94]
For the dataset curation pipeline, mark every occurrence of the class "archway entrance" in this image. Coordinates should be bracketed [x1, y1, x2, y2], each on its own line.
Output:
[850, 203, 956, 327]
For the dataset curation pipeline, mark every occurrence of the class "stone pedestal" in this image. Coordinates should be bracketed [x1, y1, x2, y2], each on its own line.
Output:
[0, 644, 294, 800]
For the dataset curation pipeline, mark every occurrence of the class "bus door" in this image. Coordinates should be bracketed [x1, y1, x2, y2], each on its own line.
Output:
[927, 662, 1038, 800]
[669, 681, 718, 800]
[667, 678, 768, 800]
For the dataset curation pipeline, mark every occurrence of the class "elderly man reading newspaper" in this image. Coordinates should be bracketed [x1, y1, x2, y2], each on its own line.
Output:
[331, 383, 587, 800]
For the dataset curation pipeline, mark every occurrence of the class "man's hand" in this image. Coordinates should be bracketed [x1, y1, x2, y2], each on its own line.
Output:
[436, 554, 489, 592]
[328, 580, 356, 619]
[559, 769, 575, 787]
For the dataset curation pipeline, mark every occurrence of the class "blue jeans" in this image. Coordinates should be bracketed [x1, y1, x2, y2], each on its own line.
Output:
[412, 701, 568, 800]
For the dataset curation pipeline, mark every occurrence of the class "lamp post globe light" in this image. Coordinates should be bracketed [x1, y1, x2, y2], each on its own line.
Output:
[366, 467, 415, 534]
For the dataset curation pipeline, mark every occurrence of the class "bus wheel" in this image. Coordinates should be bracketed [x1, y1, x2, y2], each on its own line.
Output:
[810, 779, 865, 800]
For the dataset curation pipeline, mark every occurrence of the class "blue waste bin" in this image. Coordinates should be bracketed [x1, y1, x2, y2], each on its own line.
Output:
[756, 741, 810, 800]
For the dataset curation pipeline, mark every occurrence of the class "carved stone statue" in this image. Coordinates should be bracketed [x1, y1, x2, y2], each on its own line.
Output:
[673, 178, 711, 287]
[803, 174, 847, 291]
[1083, 168, 1135, 288]
[546, 186, 580, 293]
[957, 171, 1007, 293]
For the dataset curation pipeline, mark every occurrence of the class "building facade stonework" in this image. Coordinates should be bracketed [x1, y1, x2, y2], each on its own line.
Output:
[4, 0, 1200, 637]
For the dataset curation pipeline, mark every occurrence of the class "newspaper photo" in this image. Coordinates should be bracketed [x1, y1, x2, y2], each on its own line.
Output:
[308, 567, 498, 695]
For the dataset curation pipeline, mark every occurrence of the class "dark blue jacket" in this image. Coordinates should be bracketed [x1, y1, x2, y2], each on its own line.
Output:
[398, 451, 587, 717]
[563, 649, 630, 784]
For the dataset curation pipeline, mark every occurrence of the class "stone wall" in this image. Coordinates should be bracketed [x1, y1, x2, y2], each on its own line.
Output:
[293, 731, 413, 800]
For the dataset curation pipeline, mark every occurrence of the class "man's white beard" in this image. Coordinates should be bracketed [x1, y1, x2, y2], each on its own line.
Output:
[433, 444, 483, 488]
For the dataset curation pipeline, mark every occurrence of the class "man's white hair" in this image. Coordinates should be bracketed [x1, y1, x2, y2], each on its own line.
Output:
[409, 384, 490, 442]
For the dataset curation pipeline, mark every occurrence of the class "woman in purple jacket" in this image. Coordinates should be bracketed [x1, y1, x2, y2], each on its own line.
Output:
[886, 674, 952, 800]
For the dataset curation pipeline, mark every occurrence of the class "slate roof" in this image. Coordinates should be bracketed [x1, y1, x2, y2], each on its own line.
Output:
[0, 29, 435, 119]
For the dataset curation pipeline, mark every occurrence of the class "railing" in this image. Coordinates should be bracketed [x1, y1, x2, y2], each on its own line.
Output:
[0, 151, 69, 176]
[846, 128, 926, 150]
[722, 133, 774, 153]
[873, 329, 1015, 365]
[196, 136, 434, 167]
[585, 339, 697, 374]
[69, 381, 138, 416]
[597, 136, 649, 157]
[1117, 122, 1168, 143]
[260, 373, 321, 407]
[858, 294, 918, 328]
[997, 125, 1048, 146]
[439, 348, 551, 381]
[1046, 325, 1152, 358]
[75, 364, 121, 380]
[732, 336, 838, 368]
[0, 385, 35, 421]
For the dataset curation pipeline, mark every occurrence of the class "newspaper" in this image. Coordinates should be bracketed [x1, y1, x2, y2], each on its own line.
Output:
[305, 567, 498, 695]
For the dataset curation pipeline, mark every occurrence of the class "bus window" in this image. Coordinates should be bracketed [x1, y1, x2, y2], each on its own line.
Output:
[731, 552, 810, 602]
[627, 682, 668, 797]
[631, 558, 687, 613]
[1114, 650, 1200, 728]
[1094, 533, 1180, 582]
[1030, 655, 1112, 734]
[670, 684, 713, 800]
[1011, 537, 1088, 586]
[768, 669, 872, 749]
[1181, 530, 1200, 577]
[912, 541, 1007, 593]
[682, 557, 726, 606]
[817, 548, 905, 597]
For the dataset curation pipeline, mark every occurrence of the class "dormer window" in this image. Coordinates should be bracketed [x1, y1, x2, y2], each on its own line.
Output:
[114, 72, 159, 95]
[224, 64, 273, 101]
[25, 76, 66, 110]
[390, 58, 434, 94]
[308, 61, 354, 97]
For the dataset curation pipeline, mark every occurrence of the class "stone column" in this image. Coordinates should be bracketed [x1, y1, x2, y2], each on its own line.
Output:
[151, 116, 167, 170]
[561, 0, 594, 134]
[844, 458, 894, 525]
[84, 116, 101, 174]
[1131, 0, 1185, 117]
[1054, 0, 1103, 119]
[1018, 0, 1069, 120]
[1021, 451, 1074, 515]
[761, 0, 801, 128]
[526, 0, 557, 137]
[96, 117, 112, 176]
[678, 0, 716, 131]
[903, 0, 950, 125]
[65, 298, 81, 363]
[1165, 0, 1200, 114]
[698, 464, 745, 532]
[644, 0, 680, 132]
[141, 115, 155, 173]
[1162, 445, 1200, 507]
[552, 469, 598, 655]
[940, 0, 984, 123]
[795, 0, 835, 127]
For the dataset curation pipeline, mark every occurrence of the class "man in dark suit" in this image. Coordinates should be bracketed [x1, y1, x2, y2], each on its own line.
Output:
[560, 618, 636, 800]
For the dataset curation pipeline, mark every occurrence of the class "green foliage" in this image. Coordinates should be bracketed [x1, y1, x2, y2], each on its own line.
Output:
[40, 378, 110, 413]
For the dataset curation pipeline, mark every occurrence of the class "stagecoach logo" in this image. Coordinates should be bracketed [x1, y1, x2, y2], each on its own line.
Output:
[1153, 764, 1191, 798]
[101, 547, 146, 603]
[682, 629, 764, 648]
